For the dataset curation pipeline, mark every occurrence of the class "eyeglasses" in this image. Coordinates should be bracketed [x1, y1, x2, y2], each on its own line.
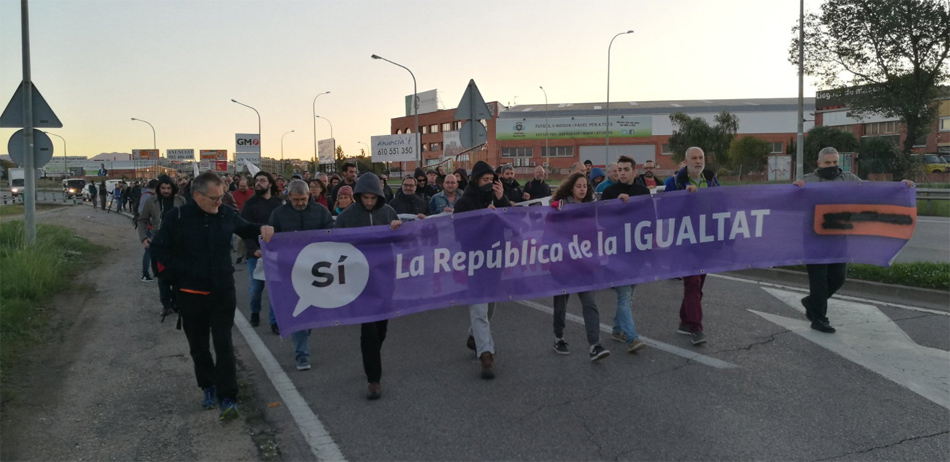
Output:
[198, 191, 224, 202]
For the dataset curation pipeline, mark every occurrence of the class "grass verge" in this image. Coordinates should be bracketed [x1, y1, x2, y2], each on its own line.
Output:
[779, 262, 950, 292]
[0, 204, 65, 216]
[0, 220, 102, 406]
[917, 198, 949, 217]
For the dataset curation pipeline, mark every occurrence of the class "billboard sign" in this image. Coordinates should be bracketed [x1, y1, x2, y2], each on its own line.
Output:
[496, 116, 652, 140]
[166, 149, 194, 161]
[370, 133, 417, 163]
[235, 152, 261, 167]
[318, 138, 335, 165]
[405, 89, 439, 116]
[200, 150, 228, 161]
[442, 131, 463, 159]
[235, 133, 261, 154]
[133, 149, 159, 160]
[768, 155, 792, 181]
[212, 161, 229, 172]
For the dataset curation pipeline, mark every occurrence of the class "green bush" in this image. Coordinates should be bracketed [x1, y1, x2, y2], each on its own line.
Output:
[779, 262, 950, 291]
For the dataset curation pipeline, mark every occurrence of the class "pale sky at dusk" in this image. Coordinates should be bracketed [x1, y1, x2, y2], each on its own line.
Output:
[0, 0, 825, 161]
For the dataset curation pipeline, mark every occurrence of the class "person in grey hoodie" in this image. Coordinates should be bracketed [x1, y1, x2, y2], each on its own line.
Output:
[138, 175, 186, 313]
[793, 146, 913, 334]
[334, 173, 402, 400]
[268, 180, 334, 371]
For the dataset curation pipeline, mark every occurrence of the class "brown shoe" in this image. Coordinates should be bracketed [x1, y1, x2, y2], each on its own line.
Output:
[479, 352, 495, 380]
[367, 382, 382, 400]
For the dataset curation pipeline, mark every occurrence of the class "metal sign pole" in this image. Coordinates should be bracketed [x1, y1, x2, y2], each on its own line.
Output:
[21, 0, 36, 244]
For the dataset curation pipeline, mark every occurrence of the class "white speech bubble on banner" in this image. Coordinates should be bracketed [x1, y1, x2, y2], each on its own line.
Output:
[291, 242, 370, 316]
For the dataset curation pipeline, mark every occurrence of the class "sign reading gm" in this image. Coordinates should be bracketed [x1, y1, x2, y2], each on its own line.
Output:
[235, 133, 261, 154]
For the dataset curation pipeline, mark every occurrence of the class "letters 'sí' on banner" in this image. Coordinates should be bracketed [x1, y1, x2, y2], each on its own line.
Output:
[261, 183, 916, 336]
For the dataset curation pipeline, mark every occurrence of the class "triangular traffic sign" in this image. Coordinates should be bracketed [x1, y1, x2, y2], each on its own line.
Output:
[454, 79, 492, 121]
[0, 81, 63, 128]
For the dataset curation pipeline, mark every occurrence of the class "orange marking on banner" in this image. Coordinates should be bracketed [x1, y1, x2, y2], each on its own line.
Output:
[813, 204, 916, 240]
[179, 288, 211, 295]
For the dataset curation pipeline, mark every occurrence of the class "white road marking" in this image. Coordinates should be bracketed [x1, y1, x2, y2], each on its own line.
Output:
[709, 273, 949, 316]
[514, 299, 738, 369]
[754, 287, 950, 410]
[234, 312, 346, 462]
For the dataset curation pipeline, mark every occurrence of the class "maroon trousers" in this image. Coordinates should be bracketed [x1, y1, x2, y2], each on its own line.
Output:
[679, 274, 706, 333]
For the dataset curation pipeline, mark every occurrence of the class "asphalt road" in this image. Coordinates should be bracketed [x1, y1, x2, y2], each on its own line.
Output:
[233, 258, 949, 461]
[2, 203, 947, 461]
[896, 216, 950, 263]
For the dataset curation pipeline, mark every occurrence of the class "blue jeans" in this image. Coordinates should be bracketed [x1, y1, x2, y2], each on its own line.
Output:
[142, 230, 152, 277]
[245, 257, 276, 325]
[292, 330, 311, 362]
[612, 284, 640, 344]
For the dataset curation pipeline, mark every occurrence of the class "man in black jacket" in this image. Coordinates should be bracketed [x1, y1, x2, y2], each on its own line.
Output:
[454, 161, 510, 380]
[241, 171, 285, 332]
[499, 165, 523, 203]
[149, 171, 274, 421]
[521, 166, 551, 200]
[329, 162, 357, 207]
[601, 155, 651, 354]
[389, 177, 428, 219]
[413, 167, 436, 201]
[633, 160, 665, 189]
[268, 179, 334, 371]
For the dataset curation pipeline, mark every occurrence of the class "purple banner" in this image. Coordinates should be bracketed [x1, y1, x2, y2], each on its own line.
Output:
[261, 183, 916, 335]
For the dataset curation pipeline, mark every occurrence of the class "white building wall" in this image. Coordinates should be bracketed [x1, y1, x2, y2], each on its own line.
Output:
[652, 111, 813, 136]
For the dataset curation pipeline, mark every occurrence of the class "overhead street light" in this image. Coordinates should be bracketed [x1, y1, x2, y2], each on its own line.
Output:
[315, 115, 333, 139]
[231, 98, 262, 157]
[130, 117, 156, 149]
[281, 129, 295, 175]
[312, 91, 330, 166]
[605, 30, 634, 166]
[540, 86, 549, 168]
[371, 54, 420, 168]
[43, 130, 66, 178]
[131, 117, 156, 179]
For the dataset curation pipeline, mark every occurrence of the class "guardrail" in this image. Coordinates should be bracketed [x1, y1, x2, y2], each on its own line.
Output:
[917, 188, 950, 214]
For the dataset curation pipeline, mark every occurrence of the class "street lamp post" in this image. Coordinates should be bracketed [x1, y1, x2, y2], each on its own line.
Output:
[43, 131, 66, 177]
[540, 86, 549, 168]
[312, 91, 330, 171]
[605, 30, 634, 167]
[315, 115, 333, 139]
[231, 98, 261, 157]
[131, 117, 156, 179]
[796, 0, 805, 181]
[281, 129, 295, 176]
[371, 54, 419, 170]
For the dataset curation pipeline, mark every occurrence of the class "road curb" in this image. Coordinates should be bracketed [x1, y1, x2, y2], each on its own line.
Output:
[730, 268, 949, 309]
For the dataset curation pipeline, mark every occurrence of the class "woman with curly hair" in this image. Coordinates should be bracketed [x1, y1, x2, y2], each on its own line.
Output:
[548, 173, 609, 361]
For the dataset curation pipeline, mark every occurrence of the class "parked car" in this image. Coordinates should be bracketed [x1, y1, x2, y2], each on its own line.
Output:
[916, 154, 950, 173]
[940, 154, 950, 164]
[62, 178, 86, 199]
[81, 184, 94, 201]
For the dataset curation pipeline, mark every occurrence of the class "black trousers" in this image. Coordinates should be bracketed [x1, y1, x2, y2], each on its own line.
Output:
[178, 289, 238, 401]
[804, 263, 848, 323]
[158, 279, 175, 310]
[360, 320, 388, 383]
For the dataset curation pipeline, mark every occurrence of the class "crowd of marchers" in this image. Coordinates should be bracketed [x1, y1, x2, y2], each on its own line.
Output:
[122, 145, 912, 419]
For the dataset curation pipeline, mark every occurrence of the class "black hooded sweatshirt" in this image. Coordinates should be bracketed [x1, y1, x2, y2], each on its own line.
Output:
[454, 161, 511, 214]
